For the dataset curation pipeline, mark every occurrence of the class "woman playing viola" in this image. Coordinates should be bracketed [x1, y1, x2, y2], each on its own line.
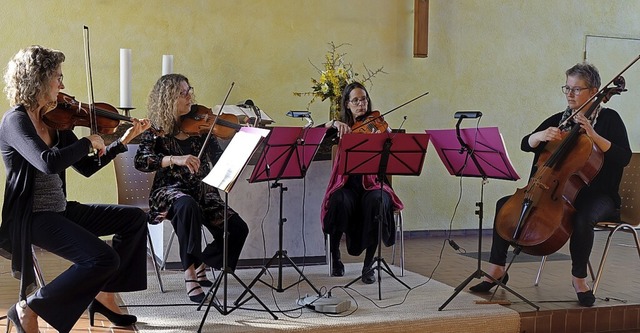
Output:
[470, 62, 631, 307]
[134, 74, 249, 303]
[0, 45, 151, 332]
[321, 81, 403, 283]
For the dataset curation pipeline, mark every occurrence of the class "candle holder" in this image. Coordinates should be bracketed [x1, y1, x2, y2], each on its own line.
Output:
[118, 107, 135, 118]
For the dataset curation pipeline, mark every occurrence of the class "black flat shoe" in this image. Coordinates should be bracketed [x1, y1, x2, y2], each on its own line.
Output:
[6, 304, 25, 333]
[361, 267, 375, 284]
[469, 273, 509, 293]
[576, 289, 595, 307]
[88, 300, 137, 327]
[331, 260, 345, 277]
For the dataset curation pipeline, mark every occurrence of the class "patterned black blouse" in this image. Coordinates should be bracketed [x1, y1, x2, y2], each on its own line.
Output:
[134, 130, 236, 225]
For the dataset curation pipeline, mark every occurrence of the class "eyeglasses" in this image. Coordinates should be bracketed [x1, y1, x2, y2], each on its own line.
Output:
[180, 86, 194, 97]
[349, 97, 368, 105]
[561, 85, 590, 95]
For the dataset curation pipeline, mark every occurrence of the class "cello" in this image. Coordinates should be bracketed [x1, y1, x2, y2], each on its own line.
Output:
[495, 61, 636, 256]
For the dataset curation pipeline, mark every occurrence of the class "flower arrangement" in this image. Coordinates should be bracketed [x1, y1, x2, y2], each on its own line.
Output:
[294, 42, 385, 120]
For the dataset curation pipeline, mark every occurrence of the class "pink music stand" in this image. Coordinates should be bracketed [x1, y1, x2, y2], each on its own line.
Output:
[240, 126, 327, 301]
[337, 132, 430, 300]
[427, 126, 538, 311]
[426, 127, 519, 180]
[249, 126, 327, 182]
[337, 132, 430, 177]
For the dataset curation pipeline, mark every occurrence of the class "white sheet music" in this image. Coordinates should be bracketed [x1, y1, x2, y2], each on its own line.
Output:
[203, 127, 270, 192]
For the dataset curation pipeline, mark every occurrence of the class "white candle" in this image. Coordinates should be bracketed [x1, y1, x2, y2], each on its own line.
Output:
[162, 55, 173, 75]
[119, 48, 132, 108]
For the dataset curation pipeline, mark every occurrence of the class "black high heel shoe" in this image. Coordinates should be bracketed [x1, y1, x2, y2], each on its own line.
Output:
[185, 280, 206, 303]
[196, 267, 213, 287]
[6, 304, 25, 333]
[469, 273, 509, 292]
[88, 300, 137, 327]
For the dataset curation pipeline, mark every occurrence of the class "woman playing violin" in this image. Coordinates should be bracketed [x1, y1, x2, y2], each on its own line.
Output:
[321, 81, 403, 283]
[0, 45, 151, 332]
[134, 74, 248, 303]
[470, 62, 631, 307]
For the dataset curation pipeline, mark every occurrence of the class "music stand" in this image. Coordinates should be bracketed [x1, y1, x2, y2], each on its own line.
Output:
[198, 127, 278, 332]
[427, 124, 539, 311]
[339, 132, 430, 300]
[237, 126, 326, 303]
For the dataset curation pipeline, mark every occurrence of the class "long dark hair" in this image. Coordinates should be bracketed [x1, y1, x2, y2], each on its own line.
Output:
[340, 81, 372, 127]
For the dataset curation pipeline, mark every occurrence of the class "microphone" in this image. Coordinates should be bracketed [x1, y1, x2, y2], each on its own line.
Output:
[454, 111, 482, 119]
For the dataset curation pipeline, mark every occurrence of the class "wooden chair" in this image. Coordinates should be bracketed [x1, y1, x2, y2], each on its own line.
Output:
[534, 152, 640, 294]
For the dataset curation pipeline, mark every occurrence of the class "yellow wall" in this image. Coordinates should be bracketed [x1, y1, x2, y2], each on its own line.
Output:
[1, 1, 639, 231]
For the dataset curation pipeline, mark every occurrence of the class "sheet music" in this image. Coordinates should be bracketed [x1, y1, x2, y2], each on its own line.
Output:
[203, 127, 270, 192]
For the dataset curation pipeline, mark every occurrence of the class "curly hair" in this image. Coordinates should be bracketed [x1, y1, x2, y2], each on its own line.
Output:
[3, 45, 65, 109]
[147, 74, 192, 135]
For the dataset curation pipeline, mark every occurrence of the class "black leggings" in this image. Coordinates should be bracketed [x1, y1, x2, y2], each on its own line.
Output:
[325, 184, 393, 268]
[169, 196, 248, 271]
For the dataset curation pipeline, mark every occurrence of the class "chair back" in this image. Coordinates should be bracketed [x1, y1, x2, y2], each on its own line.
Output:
[113, 144, 155, 211]
[619, 152, 640, 225]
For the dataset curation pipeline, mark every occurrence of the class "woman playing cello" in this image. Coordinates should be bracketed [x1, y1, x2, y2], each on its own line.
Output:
[321, 81, 403, 284]
[469, 62, 631, 307]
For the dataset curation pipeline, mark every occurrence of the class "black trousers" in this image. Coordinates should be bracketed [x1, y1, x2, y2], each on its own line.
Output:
[489, 193, 617, 278]
[169, 196, 248, 271]
[29, 201, 148, 333]
[324, 183, 393, 268]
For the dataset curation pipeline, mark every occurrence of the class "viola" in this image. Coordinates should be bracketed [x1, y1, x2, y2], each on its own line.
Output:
[43, 92, 137, 135]
[180, 104, 243, 139]
[351, 111, 389, 134]
[494, 73, 630, 256]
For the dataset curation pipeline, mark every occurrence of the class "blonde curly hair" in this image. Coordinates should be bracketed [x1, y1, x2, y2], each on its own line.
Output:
[4, 45, 65, 109]
[147, 74, 193, 135]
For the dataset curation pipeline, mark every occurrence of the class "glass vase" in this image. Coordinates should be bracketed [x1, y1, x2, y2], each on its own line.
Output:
[329, 97, 340, 121]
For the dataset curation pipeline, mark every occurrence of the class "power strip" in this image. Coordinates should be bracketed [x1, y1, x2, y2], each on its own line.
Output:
[298, 295, 351, 314]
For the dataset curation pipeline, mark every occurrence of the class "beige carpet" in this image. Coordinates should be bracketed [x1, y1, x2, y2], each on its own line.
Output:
[121, 264, 520, 333]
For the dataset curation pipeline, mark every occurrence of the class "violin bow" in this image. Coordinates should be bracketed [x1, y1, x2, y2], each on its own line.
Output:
[83, 25, 100, 165]
[559, 54, 640, 129]
[197, 82, 235, 160]
[351, 91, 429, 133]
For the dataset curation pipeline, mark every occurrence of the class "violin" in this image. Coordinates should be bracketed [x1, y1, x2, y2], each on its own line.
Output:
[43, 92, 138, 135]
[351, 111, 389, 133]
[179, 104, 243, 139]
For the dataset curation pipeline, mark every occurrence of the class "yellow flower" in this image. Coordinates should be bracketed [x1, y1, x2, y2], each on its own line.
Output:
[293, 42, 385, 120]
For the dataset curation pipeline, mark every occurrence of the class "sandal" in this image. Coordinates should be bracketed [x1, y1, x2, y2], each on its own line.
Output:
[185, 280, 206, 303]
[196, 267, 214, 287]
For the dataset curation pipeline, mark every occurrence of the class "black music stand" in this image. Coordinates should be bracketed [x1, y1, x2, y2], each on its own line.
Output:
[237, 126, 326, 303]
[427, 124, 539, 311]
[339, 132, 430, 300]
[197, 127, 277, 332]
